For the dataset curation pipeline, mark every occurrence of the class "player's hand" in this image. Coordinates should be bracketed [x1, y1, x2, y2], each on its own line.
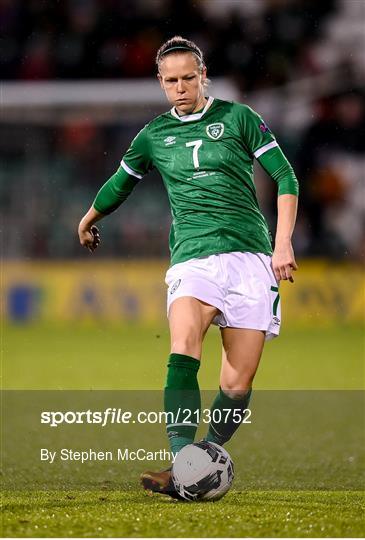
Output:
[272, 241, 298, 283]
[78, 225, 101, 253]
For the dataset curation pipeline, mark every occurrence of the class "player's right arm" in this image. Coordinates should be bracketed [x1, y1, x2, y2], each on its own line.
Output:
[78, 125, 153, 252]
[78, 207, 103, 253]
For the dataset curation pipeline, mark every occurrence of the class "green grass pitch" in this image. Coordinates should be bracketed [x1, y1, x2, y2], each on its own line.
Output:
[2, 322, 364, 537]
[2, 490, 364, 537]
[3, 323, 364, 390]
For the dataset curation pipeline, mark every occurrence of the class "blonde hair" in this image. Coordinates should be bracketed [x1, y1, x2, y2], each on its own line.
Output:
[156, 35, 210, 89]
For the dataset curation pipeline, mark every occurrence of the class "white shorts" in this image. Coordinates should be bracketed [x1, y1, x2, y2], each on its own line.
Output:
[165, 252, 281, 341]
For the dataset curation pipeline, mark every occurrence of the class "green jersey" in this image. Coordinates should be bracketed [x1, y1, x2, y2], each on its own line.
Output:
[94, 97, 299, 265]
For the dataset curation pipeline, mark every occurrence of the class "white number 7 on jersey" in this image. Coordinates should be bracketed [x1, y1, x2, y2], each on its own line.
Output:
[186, 139, 203, 169]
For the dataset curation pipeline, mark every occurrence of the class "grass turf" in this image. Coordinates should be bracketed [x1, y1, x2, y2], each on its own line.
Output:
[2, 490, 364, 538]
[2, 322, 364, 389]
[2, 322, 364, 537]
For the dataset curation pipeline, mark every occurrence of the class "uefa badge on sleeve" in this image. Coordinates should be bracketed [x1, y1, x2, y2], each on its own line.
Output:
[259, 121, 270, 133]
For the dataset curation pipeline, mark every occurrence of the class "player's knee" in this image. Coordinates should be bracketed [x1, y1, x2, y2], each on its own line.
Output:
[221, 387, 251, 400]
[171, 331, 202, 358]
[221, 373, 255, 395]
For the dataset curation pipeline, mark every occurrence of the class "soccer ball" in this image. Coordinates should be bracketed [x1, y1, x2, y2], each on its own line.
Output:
[172, 441, 234, 501]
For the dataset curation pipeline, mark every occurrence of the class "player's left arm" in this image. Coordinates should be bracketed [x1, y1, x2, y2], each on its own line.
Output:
[236, 103, 299, 281]
[258, 146, 299, 283]
[272, 193, 298, 282]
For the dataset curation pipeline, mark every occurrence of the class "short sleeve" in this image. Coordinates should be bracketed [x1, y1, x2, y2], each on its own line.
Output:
[235, 103, 278, 159]
[121, 125, 154, 179]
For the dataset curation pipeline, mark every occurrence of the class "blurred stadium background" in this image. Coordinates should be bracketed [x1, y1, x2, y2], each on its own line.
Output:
[1, 0, 364, 389]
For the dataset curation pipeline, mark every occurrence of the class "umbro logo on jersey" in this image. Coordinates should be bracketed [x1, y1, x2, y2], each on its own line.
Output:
[164, 136, 176, 146]
[170, 279, 181, 294]
[206, 123, 224, 140]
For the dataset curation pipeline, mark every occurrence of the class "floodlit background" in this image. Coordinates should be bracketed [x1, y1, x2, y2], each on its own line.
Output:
[1, 0, 364, 390]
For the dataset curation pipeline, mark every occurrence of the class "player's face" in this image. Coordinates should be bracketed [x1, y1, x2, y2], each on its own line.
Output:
[158, 53, 207, 115]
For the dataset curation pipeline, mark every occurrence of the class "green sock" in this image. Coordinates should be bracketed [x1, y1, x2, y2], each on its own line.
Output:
[205, 387, 252, 446]
[164, 353, 201, 455]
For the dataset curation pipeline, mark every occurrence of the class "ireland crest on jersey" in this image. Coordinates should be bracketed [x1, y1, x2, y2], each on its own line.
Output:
[206, 123, 224, 140]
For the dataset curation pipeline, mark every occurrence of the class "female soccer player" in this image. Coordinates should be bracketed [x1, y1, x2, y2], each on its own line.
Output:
[78, 36, 299, 498]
